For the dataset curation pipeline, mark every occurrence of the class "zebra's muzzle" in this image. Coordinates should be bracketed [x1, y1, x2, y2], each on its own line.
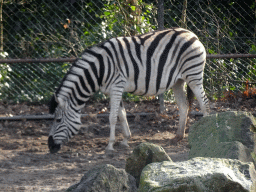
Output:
[48, 135, 61, 153]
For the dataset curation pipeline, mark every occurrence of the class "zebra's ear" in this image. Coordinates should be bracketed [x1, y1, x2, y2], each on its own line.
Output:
[49, 95, 58, 114]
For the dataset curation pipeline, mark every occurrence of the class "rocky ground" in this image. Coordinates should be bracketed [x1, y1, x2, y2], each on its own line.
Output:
[0, 97, 255, 191]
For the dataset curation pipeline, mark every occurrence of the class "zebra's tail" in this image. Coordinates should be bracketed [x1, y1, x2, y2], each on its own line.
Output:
[187, 85, 194, 112]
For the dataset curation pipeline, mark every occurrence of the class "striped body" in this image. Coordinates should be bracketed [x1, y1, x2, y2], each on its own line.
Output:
[48, 28, 209, 153]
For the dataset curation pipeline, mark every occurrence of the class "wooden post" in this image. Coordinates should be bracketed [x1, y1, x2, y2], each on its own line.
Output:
[181, 0, 187, 29]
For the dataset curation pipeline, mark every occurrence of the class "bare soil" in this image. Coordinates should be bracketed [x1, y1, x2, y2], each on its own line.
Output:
[0, 98, 255, 191]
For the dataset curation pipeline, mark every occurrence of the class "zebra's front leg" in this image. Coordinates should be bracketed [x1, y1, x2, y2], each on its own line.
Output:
[106, 112, 117, 151]
[105, 83, 125, 151]
[118, 100, 131, 148]
[172, 79, 189, 141]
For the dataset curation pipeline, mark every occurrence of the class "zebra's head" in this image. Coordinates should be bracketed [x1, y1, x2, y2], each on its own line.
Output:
[48, 95, 82, 153]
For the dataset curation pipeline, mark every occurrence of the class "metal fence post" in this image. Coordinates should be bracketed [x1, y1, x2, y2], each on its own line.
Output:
[0, 0, 3, 52]
[158, 0, 165, 113]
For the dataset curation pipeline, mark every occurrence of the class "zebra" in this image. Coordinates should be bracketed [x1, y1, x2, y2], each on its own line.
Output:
[48, 27, 209, 153]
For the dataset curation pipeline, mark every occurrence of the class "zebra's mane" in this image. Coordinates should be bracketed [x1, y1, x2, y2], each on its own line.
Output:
[49, 95, 58, 114]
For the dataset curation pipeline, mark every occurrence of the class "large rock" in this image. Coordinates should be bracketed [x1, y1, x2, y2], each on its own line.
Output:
[125, 142, 172, 186]
[67, 164, 137, 192]
[139, 157, 256, 192]
[189, 111, 256, 163]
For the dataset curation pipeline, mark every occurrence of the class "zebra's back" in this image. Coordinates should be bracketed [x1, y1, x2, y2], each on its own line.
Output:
[58, 28, 206, 99]
[98, 27, 206, 96]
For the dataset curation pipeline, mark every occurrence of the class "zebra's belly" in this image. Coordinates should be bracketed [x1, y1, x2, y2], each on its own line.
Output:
[124, 82, 168, 96]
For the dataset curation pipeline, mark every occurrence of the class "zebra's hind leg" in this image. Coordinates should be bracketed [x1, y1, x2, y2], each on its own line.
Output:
[172, 79, 189, 142]
[188, 83, 209, 116]
[118, 100, 131, 148]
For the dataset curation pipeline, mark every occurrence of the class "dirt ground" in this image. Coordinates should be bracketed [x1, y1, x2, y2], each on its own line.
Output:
[0, 98, 255, 191]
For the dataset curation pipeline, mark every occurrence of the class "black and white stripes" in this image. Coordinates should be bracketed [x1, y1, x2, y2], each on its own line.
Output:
[48, 27, 209, 153]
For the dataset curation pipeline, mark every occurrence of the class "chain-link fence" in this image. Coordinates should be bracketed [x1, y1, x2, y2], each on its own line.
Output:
[1, 0, 256, 103]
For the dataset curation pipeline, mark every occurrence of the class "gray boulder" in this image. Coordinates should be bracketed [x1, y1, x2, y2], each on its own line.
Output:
[139, 157, 256, 192]
[67, 164, 137, 192]
[189, 111, 256, 163]
[125, 142, 172, 186]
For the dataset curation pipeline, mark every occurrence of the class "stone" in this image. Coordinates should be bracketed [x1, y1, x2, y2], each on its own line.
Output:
[139, 157, 256, 192]
[190, 141, 253, 162]
[188, 111, 256, 163]
[67, 164, 137, 192]
[125, 142, 172, 186]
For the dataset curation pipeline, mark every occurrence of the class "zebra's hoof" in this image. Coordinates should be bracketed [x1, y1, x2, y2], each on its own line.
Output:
[105, 144, 115, 151]
[120, 141, 129, 148]
[105, 149, 115, 158]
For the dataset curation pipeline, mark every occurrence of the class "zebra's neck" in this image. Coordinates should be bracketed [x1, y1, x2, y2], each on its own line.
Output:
[56, 47, 107, 108]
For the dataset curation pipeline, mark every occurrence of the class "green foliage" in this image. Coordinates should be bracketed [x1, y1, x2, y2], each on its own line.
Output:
[204, 57, 255, 100]
[248, 45, 256, 81]
[91, 91, 108, 101]
[164, 90, 174, 101]
[165, 0, 255, 55]
[1, 0, 158, 103]
[0, 62, 71, 103]
[122, 92, 144, 102]
[98, 0, 157, 37]
[1, 0, 256, 103]
[250, 44, 256, 55]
